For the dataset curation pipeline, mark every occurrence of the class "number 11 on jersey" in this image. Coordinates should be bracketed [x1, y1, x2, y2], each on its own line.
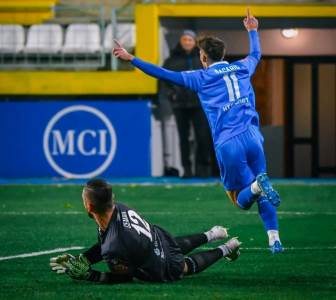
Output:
[223, 73, 241, 102]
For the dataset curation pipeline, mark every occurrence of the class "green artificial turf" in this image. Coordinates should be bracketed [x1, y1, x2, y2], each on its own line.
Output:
[0, 184, 335, 300]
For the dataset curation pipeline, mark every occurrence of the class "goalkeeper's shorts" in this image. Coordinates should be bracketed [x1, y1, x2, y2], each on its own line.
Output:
[132, 225, 185, 283]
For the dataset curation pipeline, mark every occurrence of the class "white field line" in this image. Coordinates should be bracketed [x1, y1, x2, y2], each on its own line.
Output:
[1, 245, 335, 262]
[1, 211, 336, 216]
[0, 246, 84, 262]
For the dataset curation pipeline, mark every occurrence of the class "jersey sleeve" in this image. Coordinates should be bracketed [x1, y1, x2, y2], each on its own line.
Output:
[88, 270, 133, 284]
[83, 243, 103, 265]
[237, 30, 261, 76]
[180, 70, 203, 92]
[131, 57, 185, 86]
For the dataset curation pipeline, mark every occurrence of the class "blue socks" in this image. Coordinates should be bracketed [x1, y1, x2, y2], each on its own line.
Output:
[237, 185, 257, 210]
[237, 189, 278, 230]
[257, 196, 278, 231]
[237, 186, 281, 247]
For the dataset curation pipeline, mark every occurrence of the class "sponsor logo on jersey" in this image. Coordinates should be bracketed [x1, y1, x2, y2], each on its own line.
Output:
[222, 97, 249, 112]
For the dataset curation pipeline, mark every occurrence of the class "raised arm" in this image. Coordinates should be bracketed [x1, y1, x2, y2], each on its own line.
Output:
[239, 8, 261, 75]
[112, 39, 184, 86]
[244, 8, 261, 61]
[131, 57, 185, 86]
[247, 30, 261, 61]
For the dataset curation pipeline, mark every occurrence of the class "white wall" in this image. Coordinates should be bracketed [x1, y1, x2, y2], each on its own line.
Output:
[205, 29, 336, 56]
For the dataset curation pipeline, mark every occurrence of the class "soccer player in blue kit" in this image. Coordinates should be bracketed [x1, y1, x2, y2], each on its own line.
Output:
[113, 9, 283, 253]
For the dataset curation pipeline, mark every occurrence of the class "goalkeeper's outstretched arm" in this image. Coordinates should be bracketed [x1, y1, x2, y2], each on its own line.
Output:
[50, 253, 133, 284]
[83, 243, 103, 265]
[87, 269, 133, 284]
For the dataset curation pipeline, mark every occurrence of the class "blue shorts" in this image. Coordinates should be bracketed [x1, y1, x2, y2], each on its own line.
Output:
[215, 126, 266, 191]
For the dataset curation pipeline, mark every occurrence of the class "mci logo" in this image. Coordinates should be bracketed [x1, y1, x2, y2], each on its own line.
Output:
[43, 105, 117, 178]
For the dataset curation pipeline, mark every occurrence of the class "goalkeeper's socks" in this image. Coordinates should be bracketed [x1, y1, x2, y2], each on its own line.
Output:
[184, 248, 223, 275]
[237, 181, 261, 210]
[175, 233, 208, 255]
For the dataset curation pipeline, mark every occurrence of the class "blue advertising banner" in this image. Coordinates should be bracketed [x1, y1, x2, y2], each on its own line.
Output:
[0, 101, 151, 178]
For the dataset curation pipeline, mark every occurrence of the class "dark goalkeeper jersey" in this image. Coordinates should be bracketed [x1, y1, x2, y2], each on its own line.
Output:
[98, 203, 184, 282]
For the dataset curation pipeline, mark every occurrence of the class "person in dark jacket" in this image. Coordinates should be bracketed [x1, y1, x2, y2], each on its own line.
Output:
[161, 30, 213, 178]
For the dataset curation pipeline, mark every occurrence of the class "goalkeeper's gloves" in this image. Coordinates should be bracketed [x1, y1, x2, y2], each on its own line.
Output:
[64, 254, 91, 280]
[50, 254, 134, 284]
[50, 253, 92, 280]
[50, 253, 75, 274]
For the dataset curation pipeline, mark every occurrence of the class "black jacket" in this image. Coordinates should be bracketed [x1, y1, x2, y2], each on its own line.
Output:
[161, 44, 203, 109]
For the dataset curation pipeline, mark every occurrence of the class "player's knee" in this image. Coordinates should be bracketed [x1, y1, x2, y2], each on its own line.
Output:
[236, 189, 255, 210]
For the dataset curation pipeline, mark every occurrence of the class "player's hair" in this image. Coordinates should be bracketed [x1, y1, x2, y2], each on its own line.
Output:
[84, 178, 114, 213]
[197, 36, 226, 62]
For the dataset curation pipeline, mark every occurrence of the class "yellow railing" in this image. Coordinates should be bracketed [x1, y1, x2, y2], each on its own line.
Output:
[0, 0, 57, 25]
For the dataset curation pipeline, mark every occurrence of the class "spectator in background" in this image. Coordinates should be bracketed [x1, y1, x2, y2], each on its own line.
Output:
[161, 30, 213, 178]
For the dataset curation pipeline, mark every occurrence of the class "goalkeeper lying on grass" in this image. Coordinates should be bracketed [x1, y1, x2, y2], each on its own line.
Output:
[50, 179, 241, 284]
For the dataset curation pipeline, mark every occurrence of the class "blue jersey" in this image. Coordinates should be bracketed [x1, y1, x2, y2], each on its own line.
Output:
[131, 31, 261, 148]
[180, 32, 261, 147]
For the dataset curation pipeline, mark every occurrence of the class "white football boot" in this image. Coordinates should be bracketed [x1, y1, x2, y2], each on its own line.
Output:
[218, 237, 241, 261]
[205, 225, 229, 242]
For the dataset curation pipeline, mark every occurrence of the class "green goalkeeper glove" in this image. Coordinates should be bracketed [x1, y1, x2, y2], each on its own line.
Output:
[50, 253, 75, 274]
[50, 253, 91, 280]
[63, 254, 91, 280]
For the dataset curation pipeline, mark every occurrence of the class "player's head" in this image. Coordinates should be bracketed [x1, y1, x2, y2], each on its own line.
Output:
[179, 30, 197, 53]
[82, 178, 115, 218]
[197, 36, 226, 68]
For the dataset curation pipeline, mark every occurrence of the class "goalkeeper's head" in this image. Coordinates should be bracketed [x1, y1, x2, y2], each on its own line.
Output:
[82, 178, 115, 219]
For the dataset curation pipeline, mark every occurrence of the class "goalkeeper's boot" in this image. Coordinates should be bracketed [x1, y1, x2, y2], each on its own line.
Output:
[270, 240, 284, 254]
[256, 173, 280, 207]
[219, 237, 241, 261]
[205, 226, 228, 243]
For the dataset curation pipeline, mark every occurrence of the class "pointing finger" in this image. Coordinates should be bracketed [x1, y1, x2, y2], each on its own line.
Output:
[113, 39, 122, 48]
[246, 8, 251, 19]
